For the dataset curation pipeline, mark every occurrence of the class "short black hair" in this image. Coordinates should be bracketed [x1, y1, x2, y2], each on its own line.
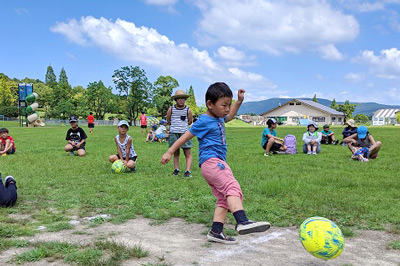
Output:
[0, 128, 8, 133]
[90, 112, 93, 115]
[267, 119, 276, 127]
[205, 82, 233, 104]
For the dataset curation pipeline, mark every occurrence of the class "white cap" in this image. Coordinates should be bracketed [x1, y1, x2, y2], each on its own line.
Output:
[117, 120, 129, 128]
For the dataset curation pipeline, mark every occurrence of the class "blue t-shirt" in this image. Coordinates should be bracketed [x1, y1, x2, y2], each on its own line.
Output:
[261, 128, 276, 148]
[189, 114, 227, 166]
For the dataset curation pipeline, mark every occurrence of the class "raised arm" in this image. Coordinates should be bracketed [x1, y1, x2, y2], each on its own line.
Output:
[226, 89, 245, 122]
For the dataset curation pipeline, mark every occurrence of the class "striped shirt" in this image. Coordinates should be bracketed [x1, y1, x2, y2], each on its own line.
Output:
[116, 134, 137, 158]
[170, 105, 189, 133]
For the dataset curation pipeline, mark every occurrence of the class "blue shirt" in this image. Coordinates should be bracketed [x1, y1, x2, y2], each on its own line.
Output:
[261, 127, 276, 148]
[189, 114, 227, 166]
[321, 129, 333, 136]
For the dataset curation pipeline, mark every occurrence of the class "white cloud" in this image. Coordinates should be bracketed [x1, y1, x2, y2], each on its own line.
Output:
[194, 0, 359, 58]
[318, 44, 345, 61]
[217, 46, 246, 62]
[315, 74, 324, 80]
[353, 48, 400, 79]
[344, 72, 365, 82]
[144, 0, 177, 6]
[66, 52, 77, 61]
[338, 0, 400, 13]
[14, 8, 29, 15]
[51, 16, 277, 91]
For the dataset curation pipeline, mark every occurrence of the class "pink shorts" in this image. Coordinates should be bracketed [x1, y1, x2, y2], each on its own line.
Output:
[201, 158, 243, 210]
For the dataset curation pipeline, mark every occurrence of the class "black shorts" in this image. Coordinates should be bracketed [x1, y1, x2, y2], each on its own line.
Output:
[116, 154, 137, 161]
[88, 123, 95, 128]
[72, 142, 86, 151]
[6, 147, 15, 154]
[141, 125, 147, 129]
[262, 142, 282, 151]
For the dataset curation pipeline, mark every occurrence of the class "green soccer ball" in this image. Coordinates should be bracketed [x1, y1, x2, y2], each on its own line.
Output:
[111, 160, 126, 173]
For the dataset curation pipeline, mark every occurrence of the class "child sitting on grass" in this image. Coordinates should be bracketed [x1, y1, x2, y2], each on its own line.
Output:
[161, 82, 270, 244]
[0, 128, 16, 155]
[109, 120, 137, 172]
[261, 118, 287, 156]
[321, 124, 338, 145]
[64, 116, 87, 157]
[302, 121, 322, 155]
[145, 124, 157, 142]
[343, 125, 381, 161]
[0, 174, 17, 207]
[155, 120, 168, 143]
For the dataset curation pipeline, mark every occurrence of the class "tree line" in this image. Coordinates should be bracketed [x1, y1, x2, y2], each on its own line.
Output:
[0, 65, 205, 124]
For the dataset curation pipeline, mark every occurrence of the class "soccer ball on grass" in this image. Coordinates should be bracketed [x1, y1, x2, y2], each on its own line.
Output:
[111, 160, 127, 173]
[299, 216, 344, 260]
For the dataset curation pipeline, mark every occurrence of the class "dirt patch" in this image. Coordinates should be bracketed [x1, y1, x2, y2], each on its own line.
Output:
[1, 217, 399, 266]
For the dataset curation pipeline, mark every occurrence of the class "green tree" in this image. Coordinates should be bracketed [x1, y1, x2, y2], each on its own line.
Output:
[354, 113, 369, 124]
[396, 112, 400, 123]
[0, 76, 16, 106]
[45, 65, 58, 108]
[330, 98, 337, 109]
[53, 67, 71, 106]
[33, 83, 53, 112]
[153, 76, 178, 117]
[112, 66, 153, 125]
[51, 100, 74, 119]
[335, 100, 357, 119]
[71, 85, 90, 117]
[186, 85, 200, 116]
[312, 94, 318, 103]
[85, 81, 115, 119]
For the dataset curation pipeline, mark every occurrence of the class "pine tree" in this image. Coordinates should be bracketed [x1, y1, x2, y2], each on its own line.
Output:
[45, 65, 57, 89]
[330, 98, 337, 109]
[53, 67, 71, 106]
[312, 94, 318, 103]
[186, 85, 199, 116]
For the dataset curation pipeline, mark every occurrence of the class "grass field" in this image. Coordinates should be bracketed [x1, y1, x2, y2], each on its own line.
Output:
[0, 121, 399, 264]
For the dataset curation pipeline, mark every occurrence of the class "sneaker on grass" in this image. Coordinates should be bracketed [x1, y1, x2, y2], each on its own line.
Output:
[4, 176, 16, 188]
[183, 171, 192, 178]
[172, 169, 180, 176]
[207, 231, 237, 245]
[235, 220, 271, 235]
[69, 151, 75, 156]
[264, 152, 270, 157]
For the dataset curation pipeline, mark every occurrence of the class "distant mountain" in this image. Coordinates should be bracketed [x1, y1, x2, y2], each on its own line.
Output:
[237, 98, 400, 117]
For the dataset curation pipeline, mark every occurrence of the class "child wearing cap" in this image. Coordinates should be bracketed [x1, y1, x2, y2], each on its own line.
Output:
[0, 128, 16, 156]
[155, 120, 168, 143]
[321, 124, 338, 145]
[0, 174, 17, 207]
[145, 124, 158, 142]
[109, 120, 137, 171]
[162, 82, 270, 245]
[302, 121, 322, 155]
[261, 118, 287, 156]
[64, 116, 87, 156]
[166, 90, 194, 178]
[343, 125, 381, 160]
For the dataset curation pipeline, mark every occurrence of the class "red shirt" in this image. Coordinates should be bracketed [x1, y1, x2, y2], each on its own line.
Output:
[1, 136, 15, 151]
[140, 114, 147, 125]
[87, 115, 95, 124]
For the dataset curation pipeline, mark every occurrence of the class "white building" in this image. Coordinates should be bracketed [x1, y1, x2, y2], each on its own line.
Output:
[372, 109, 399, 125]
[261, 99, 345, 126]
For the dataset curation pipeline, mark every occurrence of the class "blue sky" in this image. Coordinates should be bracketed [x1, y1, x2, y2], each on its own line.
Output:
[2, 0, 400, 105]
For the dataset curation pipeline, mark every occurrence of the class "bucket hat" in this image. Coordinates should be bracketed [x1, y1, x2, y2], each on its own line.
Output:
[345, 119, 355, 127]
[172, 90, 189, 99]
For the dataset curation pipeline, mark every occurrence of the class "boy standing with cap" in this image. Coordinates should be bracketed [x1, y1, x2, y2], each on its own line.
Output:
[64, 115, 87, 156]
[167, 90, 193, 177]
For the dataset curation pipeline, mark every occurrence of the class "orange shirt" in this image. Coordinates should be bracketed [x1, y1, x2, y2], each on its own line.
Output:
[87, 115, 95, 124]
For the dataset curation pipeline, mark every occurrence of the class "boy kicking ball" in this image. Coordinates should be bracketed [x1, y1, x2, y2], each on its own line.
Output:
[161, 82, 270, 244]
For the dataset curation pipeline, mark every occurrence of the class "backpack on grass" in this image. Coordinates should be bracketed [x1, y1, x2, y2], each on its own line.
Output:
[284, 134, 297, 154]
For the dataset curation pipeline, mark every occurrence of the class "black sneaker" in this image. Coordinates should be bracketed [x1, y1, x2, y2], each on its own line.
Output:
[183, 171, 192, 178]
[207, 231, 237, 245]
[172, 169, 180, 176]
[235, 220, 271, 235]
[129, 167, 136, 173]
[4, 176, 16, 188]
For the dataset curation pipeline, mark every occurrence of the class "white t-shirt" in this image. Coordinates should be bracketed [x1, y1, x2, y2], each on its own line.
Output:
[155, 125, 167, 135]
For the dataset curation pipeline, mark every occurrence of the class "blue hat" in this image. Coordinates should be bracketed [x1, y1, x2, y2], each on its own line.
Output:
[117, 120, 129, 128]
[159, 119, 167, 125]
[151, 124, 157, 129]
[357, 126, 368, 139]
